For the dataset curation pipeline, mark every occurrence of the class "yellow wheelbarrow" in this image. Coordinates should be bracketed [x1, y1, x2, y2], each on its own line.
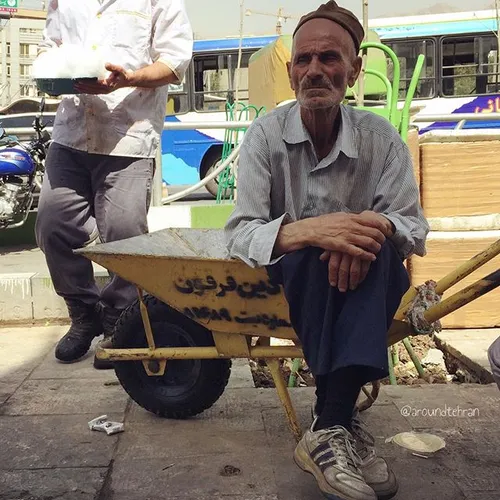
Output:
[77, 228, 500, 442]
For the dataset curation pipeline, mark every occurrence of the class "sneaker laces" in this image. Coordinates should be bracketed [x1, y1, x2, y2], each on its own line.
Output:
[351, 412, 376, 461]
[315, 426, 362, 472]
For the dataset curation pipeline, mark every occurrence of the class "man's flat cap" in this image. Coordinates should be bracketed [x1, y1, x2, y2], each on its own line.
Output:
[293, 1, 365, 53]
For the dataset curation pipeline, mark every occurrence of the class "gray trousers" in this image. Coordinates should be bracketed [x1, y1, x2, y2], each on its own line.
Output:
[488, 335, 500, 390]
[35, 142, 154, 310]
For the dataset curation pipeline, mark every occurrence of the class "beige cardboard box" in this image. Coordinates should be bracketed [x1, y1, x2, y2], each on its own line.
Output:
[420, 141, 500, 217]
[410, 231, 500, 329]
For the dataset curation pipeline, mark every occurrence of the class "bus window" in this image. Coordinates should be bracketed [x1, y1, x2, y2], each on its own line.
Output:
[166, 80, 189, 116]
[385, 39, 436, 99]
[441, 35, 500, 97]
[193, 52, 252, 112]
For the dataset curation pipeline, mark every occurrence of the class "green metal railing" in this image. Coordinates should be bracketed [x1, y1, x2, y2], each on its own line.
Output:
[216, 102, 266, 203]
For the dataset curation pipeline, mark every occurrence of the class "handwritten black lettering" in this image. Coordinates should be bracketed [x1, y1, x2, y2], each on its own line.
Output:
[182, 306, 290, 331]
[235, 311, 292, 331]
[183, 307, 233, 323]
[175, 279, 194, 294]
[175, 275, 281, 300]
[216, 276, 237, 297]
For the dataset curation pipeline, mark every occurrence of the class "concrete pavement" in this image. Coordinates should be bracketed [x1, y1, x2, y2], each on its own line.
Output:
[1, 325, 500, 500]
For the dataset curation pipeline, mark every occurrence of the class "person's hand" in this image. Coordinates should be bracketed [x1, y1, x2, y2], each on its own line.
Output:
[74, 63, 134, 95]
[307, 212, 388, 262]
[320, 251, 371, 291]
[357, 211, 394, 238]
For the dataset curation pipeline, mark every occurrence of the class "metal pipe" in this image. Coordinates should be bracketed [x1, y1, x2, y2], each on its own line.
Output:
[8, 113, 500, 138]
[424, 269, 500, 325]
[98, 344, 304, 361]
[163, 121, 253, 130]
[395, 238, 500, 320]
[2, 121, 254, 137]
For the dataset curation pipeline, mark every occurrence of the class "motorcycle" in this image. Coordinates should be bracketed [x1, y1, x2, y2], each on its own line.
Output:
[0, 97, 51, 230]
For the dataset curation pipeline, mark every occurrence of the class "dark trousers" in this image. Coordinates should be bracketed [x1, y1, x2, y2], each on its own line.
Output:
[35, 142, 154, 310]
[267, 242, 410, 382]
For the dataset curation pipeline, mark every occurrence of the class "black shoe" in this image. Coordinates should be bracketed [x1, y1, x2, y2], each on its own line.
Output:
[93, 305, 124, 370]
[55, 300, 102, 362]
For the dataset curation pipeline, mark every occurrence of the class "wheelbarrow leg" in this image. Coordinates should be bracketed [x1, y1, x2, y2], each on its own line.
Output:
[266, 358, 303, 442]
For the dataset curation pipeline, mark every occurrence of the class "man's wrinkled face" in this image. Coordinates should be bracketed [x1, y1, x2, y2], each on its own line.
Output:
[288, 18, 362, 110]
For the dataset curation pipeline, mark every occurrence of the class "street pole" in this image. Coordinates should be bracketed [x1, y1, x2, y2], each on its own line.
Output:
[235, 0, 244, 105]
[496, 0, 500, 91]
[357, 0, 369, 106]
[276, 7, 283, 35]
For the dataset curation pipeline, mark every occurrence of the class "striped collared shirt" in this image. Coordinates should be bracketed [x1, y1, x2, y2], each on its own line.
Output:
[224, 101, 429, 268]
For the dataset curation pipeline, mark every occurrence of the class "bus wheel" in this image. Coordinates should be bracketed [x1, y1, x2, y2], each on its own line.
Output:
[203, 159, 221, 198]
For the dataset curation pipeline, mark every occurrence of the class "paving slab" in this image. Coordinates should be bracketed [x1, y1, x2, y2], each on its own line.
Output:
[30, 339, 118, 381]
[0, 467, 108, 500]
[127, 391, 265, 433]
[0, 377, 128, 416]
[388, 383, 500, 431]
[0, 325, 66, 404]
[0, 244, 106, 275]
[110, 454, 277, 499]
[0, 414, 120, 470]
[117, 424, 269, 461]
[389, 457, 467, 500]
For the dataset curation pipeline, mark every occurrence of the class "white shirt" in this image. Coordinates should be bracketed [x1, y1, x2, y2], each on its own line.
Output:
[40, 0, 193, 158]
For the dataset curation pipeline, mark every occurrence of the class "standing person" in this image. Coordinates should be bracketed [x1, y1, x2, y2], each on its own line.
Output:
[225, 2, 429, 499]
[35, 1, 193, 369]
[488, 335, 500, 389]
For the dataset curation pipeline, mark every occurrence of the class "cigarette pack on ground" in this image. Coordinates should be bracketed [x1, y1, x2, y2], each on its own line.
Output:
[410, 231, 500, 329]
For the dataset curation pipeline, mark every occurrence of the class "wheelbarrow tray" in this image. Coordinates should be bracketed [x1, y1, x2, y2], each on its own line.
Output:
[78, 228, 298, 341]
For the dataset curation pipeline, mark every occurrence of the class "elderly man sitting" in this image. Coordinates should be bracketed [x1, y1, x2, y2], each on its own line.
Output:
[224, 1, 429, 499]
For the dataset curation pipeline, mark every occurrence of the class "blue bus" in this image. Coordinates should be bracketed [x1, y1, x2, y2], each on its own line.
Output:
[162, 10, 500, 192]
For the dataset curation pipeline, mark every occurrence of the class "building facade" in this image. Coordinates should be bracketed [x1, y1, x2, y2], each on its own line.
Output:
[0, 9, 46, 107]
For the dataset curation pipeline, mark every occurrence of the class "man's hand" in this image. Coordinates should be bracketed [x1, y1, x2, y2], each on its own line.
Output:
[320, 251, 371, 292]
[307, 212, 391, 261]
[357, 211, 395, 238]
[74, 63, 134, 95]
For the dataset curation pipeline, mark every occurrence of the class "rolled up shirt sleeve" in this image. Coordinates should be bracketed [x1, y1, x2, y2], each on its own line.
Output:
[224, 121, 292, 268]
[38, 0, 61, 53]
[374, 138, 429, 259]
[151, 0, 194, 84]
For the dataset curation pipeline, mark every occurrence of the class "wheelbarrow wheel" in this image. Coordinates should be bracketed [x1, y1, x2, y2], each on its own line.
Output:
[112, 295, 231, 419]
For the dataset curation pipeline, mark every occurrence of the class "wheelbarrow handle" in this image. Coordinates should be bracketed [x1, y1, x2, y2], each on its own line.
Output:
[395, 238, 500, 320]
[423, 268, 500, 325]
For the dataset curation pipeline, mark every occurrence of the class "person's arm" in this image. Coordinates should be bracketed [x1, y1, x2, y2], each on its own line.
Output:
[75, 0, 193, 94]
[148, 0, 193, 85]
[224, 121, 294, 268]
[372, 134, 430, 259]
[37, 0, 61, 53]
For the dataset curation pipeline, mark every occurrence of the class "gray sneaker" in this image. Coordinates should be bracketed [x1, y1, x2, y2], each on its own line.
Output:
[311, 403, 398, 500]
[351, 412, 398, 500]
[294, 420, 377, 500]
